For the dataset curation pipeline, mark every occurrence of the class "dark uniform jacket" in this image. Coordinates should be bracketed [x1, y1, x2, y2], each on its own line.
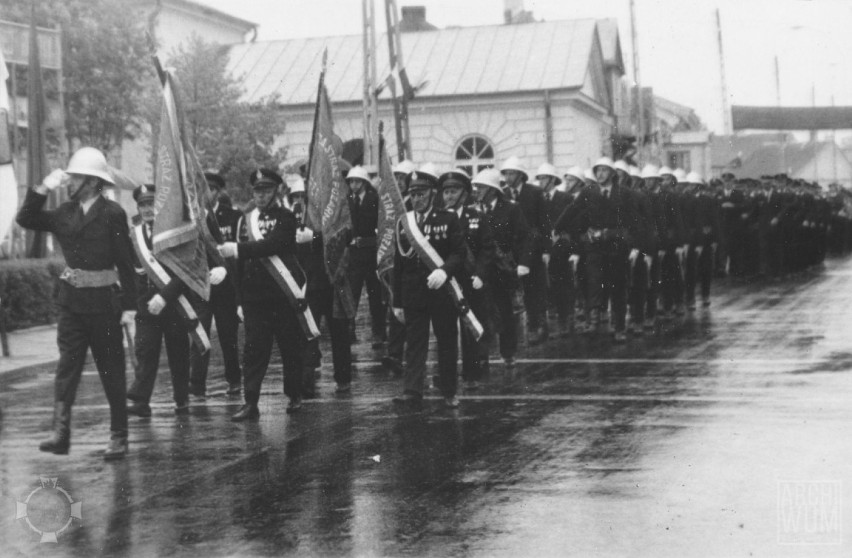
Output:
[209, 201, 242, 243]
[348, 186, 379, 260]
[510, 183, 552, 256]
[482, 197, 532, 288]
[292, 199, 332, 293]
[16, 190, 136, 314]
[691, 192, 722, 245]
[392, 208, 466, 309]
[133, 223, 187, 318]
[573, 183, 640, 252]
[454, 205, 495, 281]
[234, 201, 304, 303]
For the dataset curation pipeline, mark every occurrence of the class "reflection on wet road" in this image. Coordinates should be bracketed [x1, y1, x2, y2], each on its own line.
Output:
[2, 259, 852, 556]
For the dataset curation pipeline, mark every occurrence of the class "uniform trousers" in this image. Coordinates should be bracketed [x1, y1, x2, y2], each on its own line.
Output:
[304, 287, 352, 385]
[491, 285, 519, 360]
[402, 291, 458, 398]
[242, 299, 304, 405]
[645, 255, 661, 321]
[522, 256, 548, 331]
[461, 284, 492, 382]
[55, 307, 127, 433]
[685, 240, 714, 304]
[548, 240, 575, 324]
[128, 310, 189, 405]
[659, 249, 684, 312]
[628, 256, 649, 326]
[585, 248, 628, 332]
[349, 247, 386, 339]
[189, 281, 242, 394]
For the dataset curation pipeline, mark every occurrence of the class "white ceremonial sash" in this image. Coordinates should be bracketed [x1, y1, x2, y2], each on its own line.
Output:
[247, 209, 320, 341]
[401, 211, 484, 341]
[132, 225, 211, 353]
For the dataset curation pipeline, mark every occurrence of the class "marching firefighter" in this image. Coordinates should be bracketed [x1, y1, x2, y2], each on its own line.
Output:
[438, 168, 495, 389]
[15, 147, 137, 459]
[218, 168, 313, 420]
[392, 170, 467, 407]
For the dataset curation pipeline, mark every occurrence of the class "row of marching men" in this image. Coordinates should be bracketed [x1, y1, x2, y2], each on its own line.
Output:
[15, 145, 846, 461]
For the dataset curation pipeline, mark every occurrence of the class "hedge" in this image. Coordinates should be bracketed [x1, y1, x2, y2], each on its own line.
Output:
[0, 258, 65, 331]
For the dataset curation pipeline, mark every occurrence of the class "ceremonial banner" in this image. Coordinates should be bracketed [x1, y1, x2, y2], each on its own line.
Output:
[26, 11, 48, 258]
[375, 133, 406, 282]
[0, 49, 18, 246]
[151, 68, 210, 301]
[305, 56, 355, 318]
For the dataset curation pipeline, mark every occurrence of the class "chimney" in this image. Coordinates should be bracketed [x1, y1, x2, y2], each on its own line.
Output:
[504, 0, 523, 24]
[399, 6, 437, 32]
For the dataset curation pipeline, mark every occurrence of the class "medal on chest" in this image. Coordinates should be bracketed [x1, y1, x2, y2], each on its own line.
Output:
[259, 214, 277, 236]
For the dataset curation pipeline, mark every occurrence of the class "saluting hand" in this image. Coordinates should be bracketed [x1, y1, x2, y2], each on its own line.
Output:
[148, 294, 166, 316]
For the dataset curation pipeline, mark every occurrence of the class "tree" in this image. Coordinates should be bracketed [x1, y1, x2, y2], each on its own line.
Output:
[154, 35, 287, 205]
[1, 0, 155, 155]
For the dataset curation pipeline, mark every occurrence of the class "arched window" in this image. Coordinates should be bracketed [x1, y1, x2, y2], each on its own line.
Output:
[454, 134, 495, 177]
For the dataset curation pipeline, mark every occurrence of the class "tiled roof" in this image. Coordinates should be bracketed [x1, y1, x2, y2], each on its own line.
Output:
[227, 19, 600, 105]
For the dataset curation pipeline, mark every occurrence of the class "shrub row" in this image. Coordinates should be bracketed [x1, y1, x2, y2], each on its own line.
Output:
[0, 259, 64, 331]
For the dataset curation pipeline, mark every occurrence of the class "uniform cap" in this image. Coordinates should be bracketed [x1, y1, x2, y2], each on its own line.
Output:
[673, 168, 688, 184]
[658, 166, 675, 177]
[535, 163, 562, 185]
[407, 170, 438, 192]
[346, 165, 371, 184]
[686, 171, 705, 185]
[287, 175, 306, 194]
[612, 159, 631, 174]
[471, 168, 503, 191]
[250, 168, 284, 189]
[500, 156, 528, 179]
[392, 159, 417, 176]
[65, 147, 115, 184]
[629, 165, 642, 178]
[564, 166, 585, 182]
[204, 172, 225, 190]
[417, 162, 440, 182]
[592, 157, 614, 171]
[438, 168, 472, 192]
[133, 183, 155, 203]
[641, 164, 660, 179]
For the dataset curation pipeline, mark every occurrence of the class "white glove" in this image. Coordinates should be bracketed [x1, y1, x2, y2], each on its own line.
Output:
[218, 242, 239, 259]
[147, 294, 166, 315]
[296, 227, 314, 244]
[393, 307, 405, 324]
[675, 247, 685, 258]
[542, 253, 550, 265]
[568, 254, 580, 267]
[427, 268, 448, 290]
[209, 266, 227, 285]
[120, 310, 136, 325]
[770, 217, 779, 226]
[237, 305, 244, 322]
[644, 255, 653, 268]
[471, 276, 484, 290]
[628, 248, 640, 264]
[695, 246, 704, 257]
[517, 265, 530, 277]
[657, 250, 666, 260]
[43, 169, 67, 191]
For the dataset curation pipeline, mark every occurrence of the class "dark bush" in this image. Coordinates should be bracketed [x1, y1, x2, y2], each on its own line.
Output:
[0, 259, 64, 331]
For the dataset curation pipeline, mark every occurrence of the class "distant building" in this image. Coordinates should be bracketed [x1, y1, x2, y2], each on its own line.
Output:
[144, 0, 257, 53]
[227, 11, 624, 176]
[655, 95, 710, 177]
[711, 133, 852, 188]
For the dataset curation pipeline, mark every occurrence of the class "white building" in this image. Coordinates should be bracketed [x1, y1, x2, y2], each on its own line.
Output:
[226, 16, 624, 175]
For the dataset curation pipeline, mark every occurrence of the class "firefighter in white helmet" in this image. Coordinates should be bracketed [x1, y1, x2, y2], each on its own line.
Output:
[16, 146, 137, 460]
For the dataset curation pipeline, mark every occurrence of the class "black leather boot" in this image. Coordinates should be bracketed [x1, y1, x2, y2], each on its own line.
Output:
[39, 402, 71, 455]
[103, 430, 128, 461]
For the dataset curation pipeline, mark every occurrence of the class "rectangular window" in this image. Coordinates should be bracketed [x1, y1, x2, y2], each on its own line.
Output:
[668, 151, 691, 171]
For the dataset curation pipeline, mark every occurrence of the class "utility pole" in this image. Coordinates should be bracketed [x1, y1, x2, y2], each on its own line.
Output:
[715, 9, 732, 135]
[629, 0, 643, 163]
[362, 0, 379, 167]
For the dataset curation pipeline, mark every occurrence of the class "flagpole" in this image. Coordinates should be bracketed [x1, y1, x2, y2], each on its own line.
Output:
[305, 48, 328, 229]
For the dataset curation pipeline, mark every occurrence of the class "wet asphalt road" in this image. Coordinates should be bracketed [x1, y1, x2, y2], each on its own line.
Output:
[2, 259, 852, 557]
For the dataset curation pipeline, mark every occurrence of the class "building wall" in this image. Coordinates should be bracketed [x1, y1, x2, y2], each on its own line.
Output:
[154, 3, 252, 54]
[275, 93, 610, 175]
[796, 144, 852, 188]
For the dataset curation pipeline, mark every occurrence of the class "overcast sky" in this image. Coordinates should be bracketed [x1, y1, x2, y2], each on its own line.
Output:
[198, 0, 852, 134]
